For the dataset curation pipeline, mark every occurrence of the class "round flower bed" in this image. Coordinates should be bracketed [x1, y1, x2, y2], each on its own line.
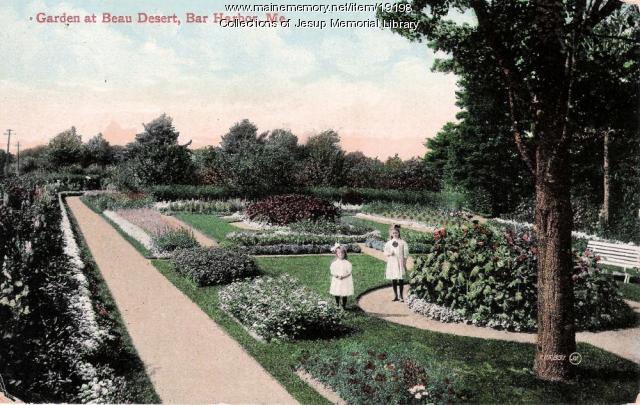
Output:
[245, 194, 340, 225]
[409, 223, 636, 331]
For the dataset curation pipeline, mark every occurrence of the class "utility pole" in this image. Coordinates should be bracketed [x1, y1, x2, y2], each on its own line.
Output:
[16, 141, 20, 176]
[3, 129, 12, 177]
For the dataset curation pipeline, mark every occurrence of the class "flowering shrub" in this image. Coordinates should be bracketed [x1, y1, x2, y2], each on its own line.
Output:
[80, 192, 153, 213]
[237, 243, 361, 255]
[227, 230, 377, 246]
[171, 247, 260, 286]
[219, 275, 346, 341]
[0, 180, 132, 402]
[410, 223, 635, 331]
[151, 227, 199, 253]
[246, 194, 340, 225]
[298, 343, 462, 404]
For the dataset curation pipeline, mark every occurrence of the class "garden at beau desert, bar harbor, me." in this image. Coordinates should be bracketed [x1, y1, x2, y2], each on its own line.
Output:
[2, 0, 640, 404]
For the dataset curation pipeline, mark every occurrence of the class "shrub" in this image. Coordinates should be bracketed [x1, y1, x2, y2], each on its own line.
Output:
[219, 275, 346, 341]
[151, 228, 199, 253]
[409, 223, 635, 331]
[81, 192, 153, 212]
[246, 194, 340, 225]
[237, 243, 361, 255]
[171, 247, 260, 286]
[149, 185, 233, 201]
[298, 343, 462, 404]
[307, 187, 468, 209]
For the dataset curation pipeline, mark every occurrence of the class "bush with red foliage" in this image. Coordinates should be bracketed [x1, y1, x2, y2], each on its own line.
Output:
[245, 194, 340, 225]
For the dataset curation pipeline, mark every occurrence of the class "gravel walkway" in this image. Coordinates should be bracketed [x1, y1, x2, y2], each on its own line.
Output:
[359, 287, 640, 364]
[67, 197, 296, 404]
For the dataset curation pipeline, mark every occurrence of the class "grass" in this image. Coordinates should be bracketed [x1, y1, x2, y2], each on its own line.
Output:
[65, 197, 160, 403]
[618, 282, 640, 302]
[175, 213, 241, 243]
[152, 255, 639, 404]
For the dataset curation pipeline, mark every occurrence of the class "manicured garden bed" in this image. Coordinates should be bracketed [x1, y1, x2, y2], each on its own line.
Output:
[151, 255, 640, 404]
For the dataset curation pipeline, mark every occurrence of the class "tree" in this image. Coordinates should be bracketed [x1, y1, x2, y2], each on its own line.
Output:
[47, 127, 83, 169]
[382, 0, 636, 381]
[83, 133, 114, 167]
[220, 119, 264, 153]
[342, 152, 383, 188]
[300, 130, 345, 187]
[213, 121, 300, 196]
[123, 114, 195, 188]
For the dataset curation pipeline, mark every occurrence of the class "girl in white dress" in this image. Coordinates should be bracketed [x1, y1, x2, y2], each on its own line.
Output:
[329, 244, 354, 309]
[384, 225, 409, 302]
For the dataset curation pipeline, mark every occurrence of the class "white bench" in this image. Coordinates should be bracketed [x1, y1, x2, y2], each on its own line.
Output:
[587, 240, 640, 283]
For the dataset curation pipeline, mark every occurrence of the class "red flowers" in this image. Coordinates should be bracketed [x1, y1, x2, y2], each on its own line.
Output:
[433, 228, 446, 241]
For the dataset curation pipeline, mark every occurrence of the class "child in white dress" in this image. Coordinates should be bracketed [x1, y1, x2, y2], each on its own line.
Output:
[384, 225, 409, 302]
[329, 244, 354, 309]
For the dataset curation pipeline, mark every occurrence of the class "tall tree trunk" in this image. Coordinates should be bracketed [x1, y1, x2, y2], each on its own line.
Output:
[601, 129, 611, 226]
[530, 0, 577, 381]
[533, 126, 576, 381]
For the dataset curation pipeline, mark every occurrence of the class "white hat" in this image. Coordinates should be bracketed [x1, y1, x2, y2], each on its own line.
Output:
[330, 242, 342, 252]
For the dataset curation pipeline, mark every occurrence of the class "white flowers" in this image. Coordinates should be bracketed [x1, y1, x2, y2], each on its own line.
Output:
[59, 195, 123, 402]
[408, 384, 430, 399]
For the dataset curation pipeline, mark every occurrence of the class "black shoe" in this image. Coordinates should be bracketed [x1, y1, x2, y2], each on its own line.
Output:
[399, 298, 404, 302]
[392, 297, 399, 302]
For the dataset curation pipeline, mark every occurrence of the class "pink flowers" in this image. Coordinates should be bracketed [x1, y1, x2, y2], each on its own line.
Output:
[433, 228, 446, 241]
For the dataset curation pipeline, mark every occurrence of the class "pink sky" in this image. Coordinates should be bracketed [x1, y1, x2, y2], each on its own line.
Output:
[1, 2, 462, 160]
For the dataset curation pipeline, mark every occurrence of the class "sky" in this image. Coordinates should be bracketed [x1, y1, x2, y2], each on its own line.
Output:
[0, 1, 475, 159]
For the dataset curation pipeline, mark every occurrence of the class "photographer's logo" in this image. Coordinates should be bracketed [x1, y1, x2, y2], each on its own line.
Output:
[569, 352, 582, 365]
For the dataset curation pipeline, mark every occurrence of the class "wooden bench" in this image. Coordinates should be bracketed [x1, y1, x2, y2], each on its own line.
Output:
[586, 240, 640, 283]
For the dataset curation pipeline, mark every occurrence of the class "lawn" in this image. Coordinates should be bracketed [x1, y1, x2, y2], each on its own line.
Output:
[619, 282, 640, 302]
[151, 254, 639, 404]
[175, 213, 241, 242]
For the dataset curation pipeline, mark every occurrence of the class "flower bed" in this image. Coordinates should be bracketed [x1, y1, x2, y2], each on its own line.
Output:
[238, 243, 361, 255]
[288, 218, 373, 235]
[361, 201, 475, 229]
[156, 198, 246, 215]
[103, 210, 158, 255]
[171, 247, 260, 286]
[365, 238, 432, 254]
[297, 343, 462, 404]
[219, 275, 346, 341]
[108, 208, 199, 254]
[409, 223, 636, 331]
[80, 192, 153, 213]
[246, 194, 340, 225]
[0, 181, 128, 402]
[227, 230, 378, 246]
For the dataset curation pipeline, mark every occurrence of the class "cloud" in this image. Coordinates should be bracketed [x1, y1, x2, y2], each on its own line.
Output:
[0, 0, 460, 159]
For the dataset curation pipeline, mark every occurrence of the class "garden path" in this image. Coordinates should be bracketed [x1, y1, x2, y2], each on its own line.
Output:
[66, 197, 296, 404]
[160, 214, 218, 247]
[354, 213, 436, 232]
[358, 287, 640, 364]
